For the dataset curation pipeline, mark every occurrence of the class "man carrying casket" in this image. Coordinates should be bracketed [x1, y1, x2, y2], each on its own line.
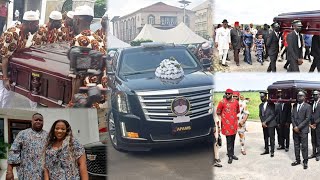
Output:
[0, 11, 40, 108]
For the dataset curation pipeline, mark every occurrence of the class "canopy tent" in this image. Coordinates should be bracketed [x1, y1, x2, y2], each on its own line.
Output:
[133, 22, 208, 44]
[108, 32, 131, 49]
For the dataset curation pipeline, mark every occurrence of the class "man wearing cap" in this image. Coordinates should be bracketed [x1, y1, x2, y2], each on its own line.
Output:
[0, 11, 39, 108]
[275, 90, 292, 152]
[215, 19, 231, 67]
[286, 20, 304, 72]
[309, 90, 320, 161]
[32, 11, 63, 45]
[266, 22, 280, 72]
[233, 91, 249, 155]
[259, 91, 277, 157]
[230, 22, 243, 66]
[70, 5, 107, 107]
[95, 12, 107, 44]
[61, 11, 74, 41]
[291, 91, 312, 169]
[216, 89, 240, 164]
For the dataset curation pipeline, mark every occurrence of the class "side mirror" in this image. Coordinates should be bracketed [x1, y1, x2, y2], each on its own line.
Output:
[201, 58, 212, 69]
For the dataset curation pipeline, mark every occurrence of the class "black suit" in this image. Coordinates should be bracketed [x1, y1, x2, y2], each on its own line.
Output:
[266, 31, 280, 72]
[259, 102, 277, 153]
[286, 31, 303, 72]
[311, 100, 320, 156]
[310, 35, 320, 72]
[291, 102, 312, 162]
[275, 102, 292, 148]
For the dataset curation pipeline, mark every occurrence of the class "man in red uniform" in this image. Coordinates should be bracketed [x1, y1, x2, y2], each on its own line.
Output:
[216, 88, 240, 164]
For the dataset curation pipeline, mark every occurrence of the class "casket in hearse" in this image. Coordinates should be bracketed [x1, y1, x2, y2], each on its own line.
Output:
[9, 43, 72, 107]
[267, 80, 320, 103]
[273, 10, 320, 35]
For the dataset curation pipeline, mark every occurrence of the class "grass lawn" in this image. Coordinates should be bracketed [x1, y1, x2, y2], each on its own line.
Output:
[214, 91, 261, 121]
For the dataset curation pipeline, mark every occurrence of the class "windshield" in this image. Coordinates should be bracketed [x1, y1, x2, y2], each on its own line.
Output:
[119, 48, 200, 77]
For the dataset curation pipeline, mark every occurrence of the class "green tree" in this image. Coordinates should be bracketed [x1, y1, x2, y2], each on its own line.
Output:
[94, 0, 107, 18]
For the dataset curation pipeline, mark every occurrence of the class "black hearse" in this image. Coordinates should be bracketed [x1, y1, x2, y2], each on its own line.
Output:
[107, 42, 214, 151]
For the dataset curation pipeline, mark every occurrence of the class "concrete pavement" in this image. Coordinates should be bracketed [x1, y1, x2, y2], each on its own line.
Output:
[214, 121, 320, 180]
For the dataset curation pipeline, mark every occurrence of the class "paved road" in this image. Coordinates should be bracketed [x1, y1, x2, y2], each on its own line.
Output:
[107, 137, 213, 180]
[213, 49, 318, 73]
[214, 121, 320, 180]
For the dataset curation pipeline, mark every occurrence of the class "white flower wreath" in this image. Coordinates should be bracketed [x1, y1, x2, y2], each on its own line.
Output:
[155, 57, 184, 79]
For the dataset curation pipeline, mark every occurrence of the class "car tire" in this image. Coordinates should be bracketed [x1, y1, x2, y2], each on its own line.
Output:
[107, 111, 127, 152]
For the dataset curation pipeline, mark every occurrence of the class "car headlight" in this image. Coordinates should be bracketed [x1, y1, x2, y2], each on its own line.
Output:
[117, 92, 130, 113]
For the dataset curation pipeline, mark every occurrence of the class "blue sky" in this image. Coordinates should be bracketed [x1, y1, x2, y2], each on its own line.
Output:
[214, 73, 320, 92]
[214, 0, 317, 25]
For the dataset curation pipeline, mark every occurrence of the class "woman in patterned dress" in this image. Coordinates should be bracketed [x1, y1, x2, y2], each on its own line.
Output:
[254, 33, 266, 65]
[43, 120, 88, 180]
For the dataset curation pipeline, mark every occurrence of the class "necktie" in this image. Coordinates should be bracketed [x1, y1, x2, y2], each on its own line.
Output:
[282, 103, 284, 111]
[298, 34, 301, 48]
[297, 104, 301, 112]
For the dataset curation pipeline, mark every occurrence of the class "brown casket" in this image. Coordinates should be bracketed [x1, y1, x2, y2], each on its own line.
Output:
[9, 43, 72, 107]
[267, 80, 320, 103]
[273, 10, 320, 35]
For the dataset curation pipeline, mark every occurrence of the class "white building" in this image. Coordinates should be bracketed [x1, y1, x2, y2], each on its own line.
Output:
[192, 0, 213, 39]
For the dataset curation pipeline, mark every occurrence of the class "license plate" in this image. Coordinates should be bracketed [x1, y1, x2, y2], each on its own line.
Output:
[87, 154, 97, 161]
[172, 122, 192, 135]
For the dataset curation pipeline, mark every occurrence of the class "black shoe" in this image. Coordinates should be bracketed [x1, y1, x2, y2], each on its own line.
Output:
[277, 146, 285, 150]
[316, 156, 320, 161]
[228, 157, 233, 164]
[285, 148, 289, 152]
[213, 162, 222, 167]
[308, 154, 316, 159]
[236, 63, 240, 66]
[284, 66, 287, 69]
[291, 161, 301, 166]
[271, 153, 274, 157]
[303, 163, 308, 169]
[215, 159, 221, 163]
[232, 155, 239, 160]
[261, 151, 269, 155]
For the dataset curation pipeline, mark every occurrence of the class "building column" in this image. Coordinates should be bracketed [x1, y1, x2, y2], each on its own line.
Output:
[72, 0, 96, 10]
[4, 117, 8, 143]
[7, 0, 14, 29]
[40, 0, 47, 25]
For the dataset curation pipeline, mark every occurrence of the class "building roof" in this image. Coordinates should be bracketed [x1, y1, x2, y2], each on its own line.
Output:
[192, 0, 212, 11]
[116, 2, 194, 20]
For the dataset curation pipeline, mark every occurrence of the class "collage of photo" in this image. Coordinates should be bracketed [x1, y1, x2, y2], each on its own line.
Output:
[0, 0, 214, 179]
[0, 0, 319, 179]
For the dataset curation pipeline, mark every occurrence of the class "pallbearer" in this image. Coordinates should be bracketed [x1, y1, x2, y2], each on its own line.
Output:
[309, 90, 320, 161]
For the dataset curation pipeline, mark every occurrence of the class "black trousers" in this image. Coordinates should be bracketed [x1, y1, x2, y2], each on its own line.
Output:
[263, 127, 275, 152]
[293, 132, 308, 163]
[316, 127, 320, 156]
[277, 124, 290, 148]
[226, 134, 236, 157]
[309, 57, 320, 72]
[267, 54, 277, 72]
[288, 59, 300, 72]
[281, 48, 287, 59]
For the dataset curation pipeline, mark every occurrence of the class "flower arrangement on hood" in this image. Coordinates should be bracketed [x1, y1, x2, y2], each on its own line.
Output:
[155, 57, 184, 80]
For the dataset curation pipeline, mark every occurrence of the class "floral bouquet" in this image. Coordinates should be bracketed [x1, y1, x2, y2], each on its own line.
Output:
[155, 57, 184, 80]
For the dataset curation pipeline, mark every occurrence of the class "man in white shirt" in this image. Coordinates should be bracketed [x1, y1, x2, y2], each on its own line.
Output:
[249, 23, 257, 40]
[215, 19, 231, 67]
[174, 101, 188, 115]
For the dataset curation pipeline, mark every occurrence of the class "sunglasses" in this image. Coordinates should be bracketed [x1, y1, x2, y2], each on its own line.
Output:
[233, 96, 238, 98]
[225, 93, 232, 95]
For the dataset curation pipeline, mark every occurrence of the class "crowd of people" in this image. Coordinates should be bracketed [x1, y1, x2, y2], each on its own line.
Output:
[0, 5, 109, 108]
[213, 89, 320, 170]
[213, 19, 320, 72]
[6, 113, 88, 179]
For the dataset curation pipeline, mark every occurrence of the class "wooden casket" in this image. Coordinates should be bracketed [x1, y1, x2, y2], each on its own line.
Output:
[267, 80, 320, 103]
[9, 43, 72, 107]
[273, 10, 320, 35]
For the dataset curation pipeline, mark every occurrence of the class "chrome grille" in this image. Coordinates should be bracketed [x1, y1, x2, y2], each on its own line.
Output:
[136, 86, 213, 122]
[85, 148, 106, 176]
